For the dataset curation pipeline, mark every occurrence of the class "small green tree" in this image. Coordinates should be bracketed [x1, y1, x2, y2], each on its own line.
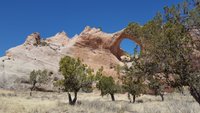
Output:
[123, 78, 146, 103]
[148, 76, 165, 101]
[96, 76, 118, 101]
[122, 62, 147, 103]
[95, 67, 119, 101]
[114, 64, 122, 76]
[59, 56, 94, 105]
[29, 69, 50, 96]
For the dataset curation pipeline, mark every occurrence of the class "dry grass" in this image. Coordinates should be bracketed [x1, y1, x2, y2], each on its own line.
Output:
[0, 89, 199, 113]
[0, 89, 58, 113]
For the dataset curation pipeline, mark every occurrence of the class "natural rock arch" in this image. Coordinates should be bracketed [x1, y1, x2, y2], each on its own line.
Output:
[109, 30, 143, 60]
[71, 27, 143, 61]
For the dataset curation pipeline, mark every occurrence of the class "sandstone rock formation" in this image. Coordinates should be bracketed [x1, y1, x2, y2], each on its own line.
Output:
[46, 31, 69, 46]
[0, 26, 137, 89]
[0, 26, 199, 90]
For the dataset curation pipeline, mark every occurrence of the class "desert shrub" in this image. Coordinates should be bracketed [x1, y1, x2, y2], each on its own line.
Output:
[95, 67, 119, 101]
[96, 76, 118, 101]
[53, 79, 64, 93]
[40, 40, 49, 46]
[29, 69, 51, 96]
[148, 76, 165, 101]
[81, 85, 93, 93]
[122, 73, 146, 103]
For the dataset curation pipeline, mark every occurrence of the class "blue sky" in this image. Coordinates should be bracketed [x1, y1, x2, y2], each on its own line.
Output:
[0, 0, 183, 56]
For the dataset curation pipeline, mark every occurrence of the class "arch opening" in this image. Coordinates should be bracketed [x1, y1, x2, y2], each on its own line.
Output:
[109, 31, 142, 61]
[120, 38, 141, 57]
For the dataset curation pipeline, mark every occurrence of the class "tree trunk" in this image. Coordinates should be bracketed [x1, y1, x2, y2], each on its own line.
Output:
[30, 82, 36, 96]
[190, 86, 200, 105]
[110, 93, 115, 101]
[128, 93, 131, 103]
[30, 91, 32, 96]
[154, 89, 158, 96]
[160, 93, 164, 101]
[132, 95, 136, 103]
[72, 91, 77, 104]
[68, 92, 73, 105]
[178, 86, 185, 95]
[68, 92, 78, 105]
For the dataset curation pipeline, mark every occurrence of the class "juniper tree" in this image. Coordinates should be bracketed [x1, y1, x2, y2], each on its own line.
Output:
[96, 68, 119, 101]
[122, 57, 147, 103]
[59, 56, 94, 105]
[124, 0, 200, 104]
[29, 69, 50, 96]
[148, 76, 165, 101]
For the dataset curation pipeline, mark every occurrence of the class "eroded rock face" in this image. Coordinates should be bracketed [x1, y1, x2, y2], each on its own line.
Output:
[74, 26, 113, 49]
[46, 31, 70, 46]
[24, 32, 41, 46]
[74, 26, 143, 60]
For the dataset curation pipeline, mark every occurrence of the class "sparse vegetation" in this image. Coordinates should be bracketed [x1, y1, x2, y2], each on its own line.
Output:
[40, 39, 49, 46]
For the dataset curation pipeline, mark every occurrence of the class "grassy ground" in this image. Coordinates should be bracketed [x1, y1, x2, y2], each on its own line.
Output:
[0, 89, 199, 113]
